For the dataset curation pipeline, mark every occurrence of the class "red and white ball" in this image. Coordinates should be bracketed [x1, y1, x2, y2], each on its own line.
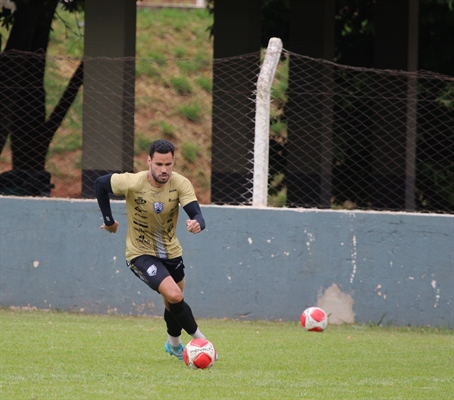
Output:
[300, 306, 328, 332]
[183, 338, 217, 369]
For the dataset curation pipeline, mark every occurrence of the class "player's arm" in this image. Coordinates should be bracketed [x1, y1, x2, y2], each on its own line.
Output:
[94, 174, 119, 233]
[183, 201, 205, 234]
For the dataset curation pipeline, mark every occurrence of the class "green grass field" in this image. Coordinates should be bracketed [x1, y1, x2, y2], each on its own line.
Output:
[0, 309, 452, 399]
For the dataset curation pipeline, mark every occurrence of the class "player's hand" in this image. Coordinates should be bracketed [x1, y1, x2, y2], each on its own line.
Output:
[186, 219, 201, 234]
[100, 220, 119, 233]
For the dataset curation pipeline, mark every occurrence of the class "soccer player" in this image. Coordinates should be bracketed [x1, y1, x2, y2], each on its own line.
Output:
[95, 139, 210, 361]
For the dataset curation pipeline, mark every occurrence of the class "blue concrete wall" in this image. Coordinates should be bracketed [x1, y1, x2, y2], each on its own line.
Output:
[0, 196, 452, 328]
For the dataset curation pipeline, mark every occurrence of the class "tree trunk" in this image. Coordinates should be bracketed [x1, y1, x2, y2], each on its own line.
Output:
[0, 0, 84, 196]
[0, 0, 58, 170]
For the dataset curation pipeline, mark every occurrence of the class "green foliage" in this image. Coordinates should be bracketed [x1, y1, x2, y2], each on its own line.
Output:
[177, 59, 204, 74]
[174, 46, 186, 58]
[270, 121, 286, 136]
[268, 188, 286, 208]
[196, 167, 211, 190]
[1, 309, 452, 399]
[270, 56, 288, 137]
[167, 76, 193, 95]
[268, 173, 286, 206]
[49, 6, 84, 57]
[436, 82, 454, 108]
[48, 133, 81, 155]
[160, 121, 176, 137]
[181, 142, 200, 163]
[137, 61, 162, 79]
[0, 136, 10, 163]
[144, 51, 167, 67]
[195, 76, 212, 92]
[271, 78, 288, 104]
[178, 103, 203, 123]
[135, 134, 151, 155]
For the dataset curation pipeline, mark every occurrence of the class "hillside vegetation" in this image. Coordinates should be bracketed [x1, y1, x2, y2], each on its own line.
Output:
[0, 6, 214, 201]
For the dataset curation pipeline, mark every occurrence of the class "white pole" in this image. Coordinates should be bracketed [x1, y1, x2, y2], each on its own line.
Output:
[196, 0, 206, 8]
[253, 37, 283, 207]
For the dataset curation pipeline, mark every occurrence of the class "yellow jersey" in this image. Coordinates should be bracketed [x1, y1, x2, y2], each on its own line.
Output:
[111, 170, 198, 261]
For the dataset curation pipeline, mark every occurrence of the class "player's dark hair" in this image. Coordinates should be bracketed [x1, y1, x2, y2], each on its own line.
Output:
[149, 139, 175, 159]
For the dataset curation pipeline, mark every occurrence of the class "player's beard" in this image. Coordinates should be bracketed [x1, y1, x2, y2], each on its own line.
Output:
[152, 171, 170, 184]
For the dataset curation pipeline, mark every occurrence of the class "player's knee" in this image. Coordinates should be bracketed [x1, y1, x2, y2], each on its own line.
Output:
[159, 276, 183, 303]
[164, 288, 183, 304]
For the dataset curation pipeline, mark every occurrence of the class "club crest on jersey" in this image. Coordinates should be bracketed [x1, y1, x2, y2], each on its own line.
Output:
[153, 202, 164, 214]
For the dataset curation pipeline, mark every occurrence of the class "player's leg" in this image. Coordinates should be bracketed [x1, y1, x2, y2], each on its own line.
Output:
[161, 278, 185, 359]
[160, 278, 218, 360]
[161, 277, 184, 347]
[127, 256, 186, 360]
[159, 276, 205, 339]
[128, 255, 207, 360]
[164, 258, 219, 360]
[159, 276, 207, 360]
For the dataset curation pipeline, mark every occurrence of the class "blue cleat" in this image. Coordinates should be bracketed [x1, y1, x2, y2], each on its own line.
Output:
[164, 341, 185, 361]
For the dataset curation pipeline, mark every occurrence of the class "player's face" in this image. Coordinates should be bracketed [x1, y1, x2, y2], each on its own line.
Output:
[147, 151, 174, 187]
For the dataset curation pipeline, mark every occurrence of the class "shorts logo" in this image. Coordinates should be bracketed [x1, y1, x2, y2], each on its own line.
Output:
[153, 202, 164, 214]
[147, 264, 157, 276]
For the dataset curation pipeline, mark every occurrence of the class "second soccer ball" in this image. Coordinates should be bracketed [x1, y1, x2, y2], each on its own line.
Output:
[300, 306, 328, 332]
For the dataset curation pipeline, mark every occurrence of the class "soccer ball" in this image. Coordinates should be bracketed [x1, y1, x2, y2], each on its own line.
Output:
[300, 306, 328, 332]
[183, 338, 217, 370]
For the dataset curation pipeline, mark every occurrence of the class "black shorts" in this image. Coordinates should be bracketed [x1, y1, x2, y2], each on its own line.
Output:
[127, 255, 185, 293]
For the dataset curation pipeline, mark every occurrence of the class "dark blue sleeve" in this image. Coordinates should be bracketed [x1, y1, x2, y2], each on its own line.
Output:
[94, 174, 115, 226]
[183, 201, 206, 231]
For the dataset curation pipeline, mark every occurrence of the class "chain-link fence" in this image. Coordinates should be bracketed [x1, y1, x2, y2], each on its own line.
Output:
[0, 49, 453, 213]
[271, 52, 454, 213]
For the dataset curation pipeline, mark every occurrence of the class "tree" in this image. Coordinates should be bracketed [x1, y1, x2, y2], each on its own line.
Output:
[0, 0, 84, 195]
[239, 0, 453, 72]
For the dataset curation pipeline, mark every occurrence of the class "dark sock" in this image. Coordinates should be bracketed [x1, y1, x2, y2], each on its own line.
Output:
[164, 308, 182, 337]
[168, 299, 198, 335]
